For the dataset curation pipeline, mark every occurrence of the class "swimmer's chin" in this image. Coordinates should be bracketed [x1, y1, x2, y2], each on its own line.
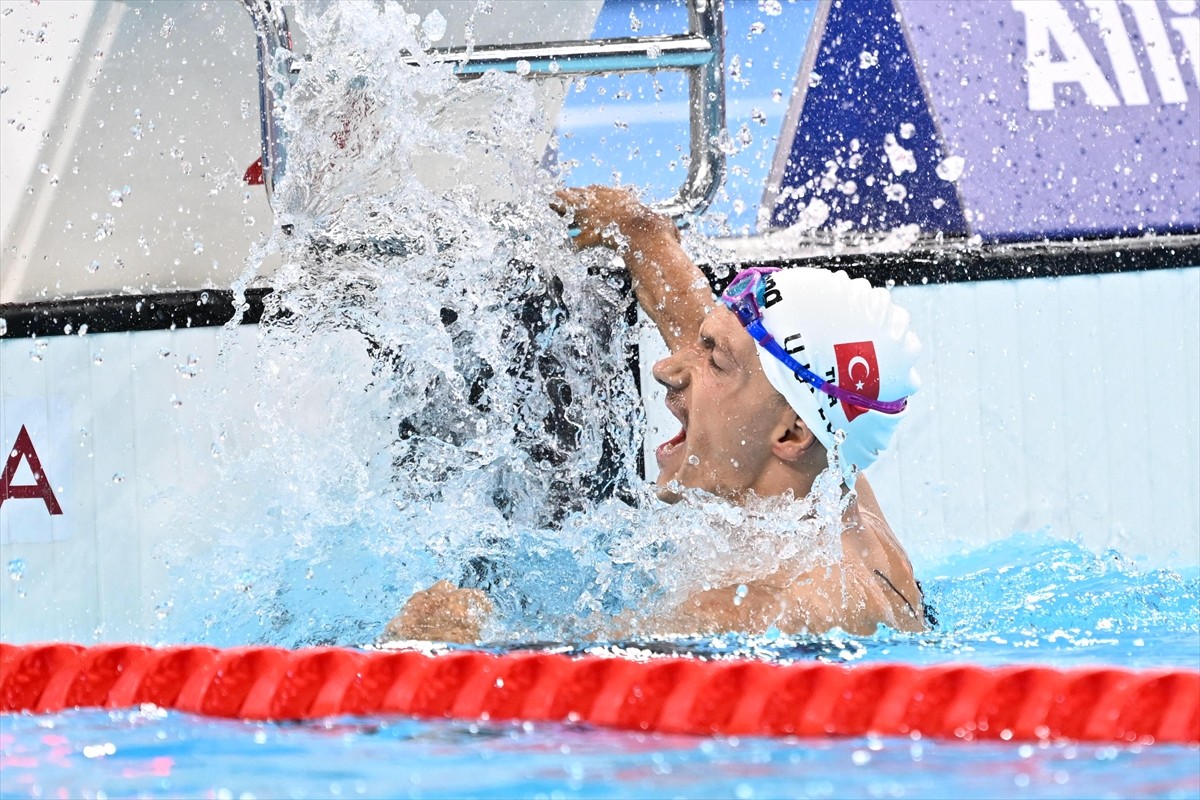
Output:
[653, 480, 683, 504]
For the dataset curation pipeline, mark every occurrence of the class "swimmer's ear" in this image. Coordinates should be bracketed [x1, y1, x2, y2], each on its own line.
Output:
[770, 410, 818, 463]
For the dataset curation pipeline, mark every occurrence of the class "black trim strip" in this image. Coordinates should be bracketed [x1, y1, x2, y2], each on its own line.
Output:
[707, 233, 1200, 288]
[1, 288, 272, 339]
[3, 235, 1198, 338]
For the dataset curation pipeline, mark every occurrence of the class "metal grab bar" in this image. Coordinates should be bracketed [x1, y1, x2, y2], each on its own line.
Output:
[240, 0, 725, 223]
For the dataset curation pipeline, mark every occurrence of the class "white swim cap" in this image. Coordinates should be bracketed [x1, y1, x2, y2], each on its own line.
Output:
[751, 267, 921, 487]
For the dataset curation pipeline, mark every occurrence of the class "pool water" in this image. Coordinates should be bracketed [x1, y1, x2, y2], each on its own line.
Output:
[3, 706, 1197, 799]
[3, 532, 1197, 799]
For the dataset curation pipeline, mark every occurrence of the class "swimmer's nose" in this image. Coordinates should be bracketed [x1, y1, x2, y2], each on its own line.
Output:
[652, 351, 688, 391]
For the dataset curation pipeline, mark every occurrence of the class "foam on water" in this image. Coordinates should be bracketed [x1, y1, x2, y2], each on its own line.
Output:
[158, 1, 850, 647]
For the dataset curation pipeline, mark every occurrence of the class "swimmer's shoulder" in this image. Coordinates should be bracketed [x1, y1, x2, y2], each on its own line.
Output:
[844, 476, 927, 632]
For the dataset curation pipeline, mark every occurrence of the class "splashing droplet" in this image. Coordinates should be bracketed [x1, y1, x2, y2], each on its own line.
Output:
[421, 9, 447, 42]
[936, 155, 965, 182]
[514, 59, 531, 76]
[8, 559, 26, 581]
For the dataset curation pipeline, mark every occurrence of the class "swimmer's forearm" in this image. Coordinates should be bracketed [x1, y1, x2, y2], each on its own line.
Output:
[620, 220, 713, 353]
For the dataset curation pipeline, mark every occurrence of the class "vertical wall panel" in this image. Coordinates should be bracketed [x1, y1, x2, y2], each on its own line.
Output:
[1057, 275, 1111, 542]
[46, 335, 99, 642]
[89, 331, 142, 639]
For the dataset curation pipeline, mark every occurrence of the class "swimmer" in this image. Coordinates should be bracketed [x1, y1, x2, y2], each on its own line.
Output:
[384, 186, 927, 644]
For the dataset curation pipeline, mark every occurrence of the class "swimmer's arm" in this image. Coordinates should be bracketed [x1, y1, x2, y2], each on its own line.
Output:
[624, 567, 897, 639]
[553, 186, 712, 353]
[381, 580, 492, 645]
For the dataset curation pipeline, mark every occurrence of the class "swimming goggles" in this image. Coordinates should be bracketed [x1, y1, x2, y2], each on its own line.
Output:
[719, 267, 908, 415]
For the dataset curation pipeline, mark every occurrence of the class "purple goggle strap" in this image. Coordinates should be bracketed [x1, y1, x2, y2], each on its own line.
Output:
[720, 270, 909, 416]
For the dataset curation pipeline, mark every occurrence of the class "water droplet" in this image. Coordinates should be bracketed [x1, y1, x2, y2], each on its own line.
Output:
[936, 155, 965, 182]
[883, 133, 917, 175]
[646, 44, 662, 60]
[751, 108, 767, 125]
[759, 0, 783, 16]
[884, 183, 908, 202]
[514, 60, 531, 76]
[421, 9, 447, 42]
[160, 16, 175, 38]
[38, 163, 49, 174]
[808, 72, 822, 88]
[859, 50, 879, 69]
[0, 319, 6, 336]
[629, 10, 643, 31]
[112, 473, 125, 484]
[736, 123, 753, 147]
[193, 241, 204, 255]
[170, 394, 182, 408]
[687, 454, 700, 466]
[86, 259, 101, 273]
[109, 189, 124, 207]
[176, 354, 200, 378]
[7, 559, 26, 581]
[155, 600, 174, 620]
[899, 122, 916, 139]
[851, 749, 871, 766]
[748, 21, 765, 35]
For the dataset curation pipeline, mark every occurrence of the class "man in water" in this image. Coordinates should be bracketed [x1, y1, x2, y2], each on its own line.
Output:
[386, 186, 927, 643]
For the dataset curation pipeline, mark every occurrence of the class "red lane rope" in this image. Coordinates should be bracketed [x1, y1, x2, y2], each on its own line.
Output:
[2, 643, 1196, 743]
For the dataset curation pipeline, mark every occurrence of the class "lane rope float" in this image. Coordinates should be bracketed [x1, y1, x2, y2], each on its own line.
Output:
[1, 644, 1196, 743]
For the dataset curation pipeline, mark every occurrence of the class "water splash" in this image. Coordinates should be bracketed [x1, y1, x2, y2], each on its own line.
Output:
[160, 1, 854, 648]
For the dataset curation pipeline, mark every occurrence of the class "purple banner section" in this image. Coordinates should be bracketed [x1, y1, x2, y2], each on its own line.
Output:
[898, 0, 1200, 241]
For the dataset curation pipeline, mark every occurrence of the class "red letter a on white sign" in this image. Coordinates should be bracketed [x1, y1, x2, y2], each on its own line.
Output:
[1, 425, 64, 515]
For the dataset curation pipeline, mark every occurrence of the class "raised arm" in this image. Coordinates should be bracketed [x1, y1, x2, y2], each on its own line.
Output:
[552, 186, 713, 353]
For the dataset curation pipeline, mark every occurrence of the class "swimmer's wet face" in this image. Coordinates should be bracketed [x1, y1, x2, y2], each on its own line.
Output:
[651, 305, 812, 502]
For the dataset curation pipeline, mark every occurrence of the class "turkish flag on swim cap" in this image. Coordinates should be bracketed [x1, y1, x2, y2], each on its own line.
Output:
[834, 341, 880, 422]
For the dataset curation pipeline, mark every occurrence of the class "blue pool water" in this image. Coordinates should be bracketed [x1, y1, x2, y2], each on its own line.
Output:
[3, 533, 1198, 799]
[3, 708, 1198, 800]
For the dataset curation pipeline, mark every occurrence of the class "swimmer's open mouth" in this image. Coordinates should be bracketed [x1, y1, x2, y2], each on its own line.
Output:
[657, 393, 688, 465]
[656, 424, 687, 465]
